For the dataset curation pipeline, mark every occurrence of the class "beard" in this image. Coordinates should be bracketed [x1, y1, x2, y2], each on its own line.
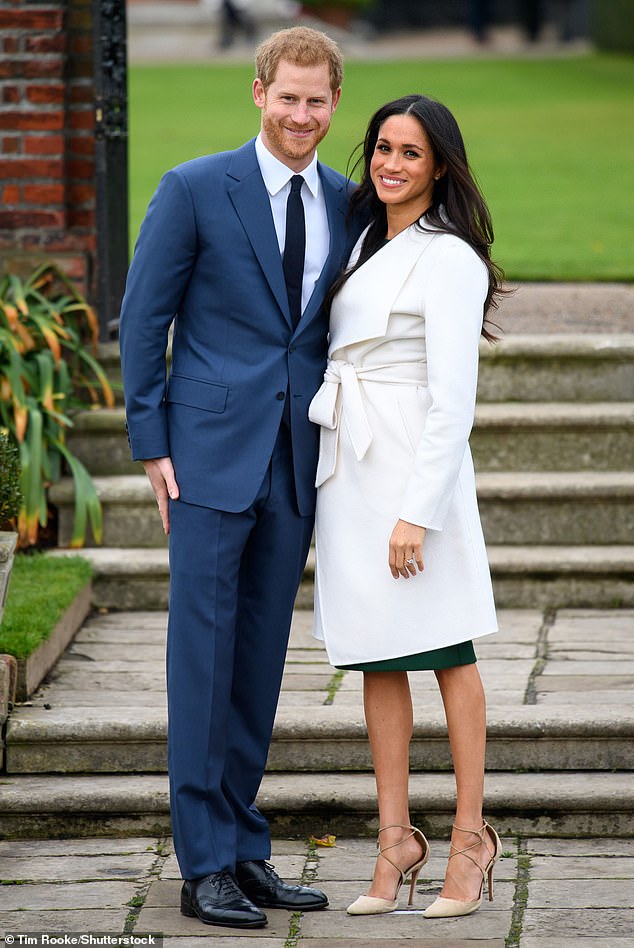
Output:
[261, 110, 329, 164]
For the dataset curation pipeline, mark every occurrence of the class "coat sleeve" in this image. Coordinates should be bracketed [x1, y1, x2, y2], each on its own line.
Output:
[119, 168, 198, 461]
[398, 237, 488, 530]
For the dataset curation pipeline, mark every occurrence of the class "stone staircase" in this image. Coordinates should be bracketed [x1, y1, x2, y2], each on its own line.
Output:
[2, 328, 633, 840]
[3, 607, 634, 839]
[52, 332, 634, 610]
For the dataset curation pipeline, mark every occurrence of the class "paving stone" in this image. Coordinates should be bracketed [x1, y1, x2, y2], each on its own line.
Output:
[547, 634, 634, 653]
[30, 690, 168, 709]
[45, 671, 166, 691]
[285, 665, 332, 681]
[0, 852, 157, 882]
[280, 674, 333, 691]
[276, 693, 332, 709]
[494, 614, 543, 641]
[0, 880, 138, 910]
[161, 940, 288, 947]
[67, 643, 166, 662]
[288, 610, 317, 648]
[0, 909, 129, 931]
[53, 659, 166, 675]
[521, 908, 634, 937]
[484, 693, 534, 706]
[76, 627, 167, 644]
[475, 644, 536, 659]
[527, 838, 634, 856]
[297, 941, 505, 947]
[540, 660, 634, 676]
[528, 856, 634, 880]
[286, 649, 331, 664]
[0, 837, 163, 857]
[159, 854, 184, 880]
[535, 676, 634, 692]
[135, 905, 291, 937]
[554, 608, 634, 625]
[298, 894, 512, 938]
[476, 674, 531, 692]
[521, 940, 634, 947]
[537, 691, 634, 706]
[548, 626, 634, 646]
[549, 649, 634, 661]
[527, 878, 634, 908]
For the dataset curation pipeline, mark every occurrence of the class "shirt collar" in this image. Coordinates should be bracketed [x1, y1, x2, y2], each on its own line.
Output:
[255, 133, 320, 198]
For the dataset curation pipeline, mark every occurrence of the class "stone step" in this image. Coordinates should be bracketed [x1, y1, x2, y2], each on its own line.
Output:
[51, 472, 634, 548]
[476, 333, 634, 402]
[67, 402, 634, 476]
[1, 771, 632, 839]
[472, 402, 634, 472]
[6, 705, 634, 776]
[52, 544, 634, 609]
[98, 335, 634, 406]
[478, 471, 634, 544]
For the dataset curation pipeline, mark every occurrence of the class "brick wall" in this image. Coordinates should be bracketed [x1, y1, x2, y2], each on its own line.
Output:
[0, 0, 96, 295]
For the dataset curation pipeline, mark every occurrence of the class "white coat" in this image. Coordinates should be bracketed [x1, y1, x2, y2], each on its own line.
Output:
[308, 219, 498, 667]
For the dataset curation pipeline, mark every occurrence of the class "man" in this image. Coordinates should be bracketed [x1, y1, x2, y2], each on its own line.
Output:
[119, 27, 361, 930]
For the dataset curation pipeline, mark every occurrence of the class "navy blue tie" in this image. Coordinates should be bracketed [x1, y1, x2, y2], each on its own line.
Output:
[283, 174, 305, 330]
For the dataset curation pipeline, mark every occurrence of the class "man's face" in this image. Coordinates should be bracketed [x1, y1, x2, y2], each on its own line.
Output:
[253, 59, 341, 171]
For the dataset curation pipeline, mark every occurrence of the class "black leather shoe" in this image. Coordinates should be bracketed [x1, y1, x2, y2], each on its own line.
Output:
[236, 859, 329, 911]
[181, 871, 267, 928]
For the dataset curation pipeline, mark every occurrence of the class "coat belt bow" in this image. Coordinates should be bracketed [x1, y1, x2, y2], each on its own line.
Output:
[309, 358, 427, 487]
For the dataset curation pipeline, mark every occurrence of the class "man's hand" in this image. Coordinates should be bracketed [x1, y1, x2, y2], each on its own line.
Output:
[143, 457, 179, 535]
[389, 519, 425, 579]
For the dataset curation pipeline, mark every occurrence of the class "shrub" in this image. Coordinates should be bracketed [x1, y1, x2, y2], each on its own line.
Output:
[0, 428, 22, 531]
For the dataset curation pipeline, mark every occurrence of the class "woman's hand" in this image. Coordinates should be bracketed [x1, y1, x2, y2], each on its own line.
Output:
[389, 519, 425, 579]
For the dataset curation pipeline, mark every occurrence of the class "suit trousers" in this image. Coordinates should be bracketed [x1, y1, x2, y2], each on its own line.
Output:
[166, 424, 314, 880]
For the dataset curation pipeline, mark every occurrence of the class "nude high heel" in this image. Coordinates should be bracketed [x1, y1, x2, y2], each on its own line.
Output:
[423, 820, 502, 919]
[347, 824, 430, 915]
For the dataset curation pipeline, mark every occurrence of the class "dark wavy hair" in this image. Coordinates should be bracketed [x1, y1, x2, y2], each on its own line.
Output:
[333, 94, 505, 340]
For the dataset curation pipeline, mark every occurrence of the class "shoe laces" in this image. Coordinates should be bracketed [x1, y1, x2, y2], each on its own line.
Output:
[260, 861, 281, 883]
[212, 869, 246, 898]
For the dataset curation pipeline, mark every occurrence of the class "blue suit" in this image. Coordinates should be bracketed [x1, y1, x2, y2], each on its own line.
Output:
[119, 139, 360, 879]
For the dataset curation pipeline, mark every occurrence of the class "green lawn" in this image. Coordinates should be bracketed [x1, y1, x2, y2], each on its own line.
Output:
[0, 554, 92, 660]
[129, 54, 634, 281]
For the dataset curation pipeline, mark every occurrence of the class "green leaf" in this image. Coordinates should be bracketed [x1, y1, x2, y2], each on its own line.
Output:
[53, 438, 103, 546]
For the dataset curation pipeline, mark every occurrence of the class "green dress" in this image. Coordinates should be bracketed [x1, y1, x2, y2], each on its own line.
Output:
[337, 640, 477, 672]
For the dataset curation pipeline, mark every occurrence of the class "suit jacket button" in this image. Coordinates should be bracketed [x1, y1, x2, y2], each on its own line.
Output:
[276, 391, 286, 400]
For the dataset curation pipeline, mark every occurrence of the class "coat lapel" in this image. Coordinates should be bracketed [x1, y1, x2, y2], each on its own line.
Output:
[226, 140, 292, 325]
[329, 223, 438, 353]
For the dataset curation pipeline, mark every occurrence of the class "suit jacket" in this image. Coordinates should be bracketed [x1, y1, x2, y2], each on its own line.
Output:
[119, 138, 361, 516]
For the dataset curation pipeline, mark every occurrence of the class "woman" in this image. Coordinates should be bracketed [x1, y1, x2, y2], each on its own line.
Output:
[308, 95, 504, 919]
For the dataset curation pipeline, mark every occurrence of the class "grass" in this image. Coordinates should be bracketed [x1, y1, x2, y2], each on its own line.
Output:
[0, 554, 93, 660]
[129, 53, 634, 281]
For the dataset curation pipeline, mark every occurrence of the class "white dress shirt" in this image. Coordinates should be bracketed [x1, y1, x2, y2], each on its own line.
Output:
[255, 133, 330, 316]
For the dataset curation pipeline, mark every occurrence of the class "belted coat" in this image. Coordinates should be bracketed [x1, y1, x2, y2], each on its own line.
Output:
[308, 220, 498, 666]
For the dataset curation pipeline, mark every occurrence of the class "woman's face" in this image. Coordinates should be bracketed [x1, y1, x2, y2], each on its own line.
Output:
[370, 113, 442, 217]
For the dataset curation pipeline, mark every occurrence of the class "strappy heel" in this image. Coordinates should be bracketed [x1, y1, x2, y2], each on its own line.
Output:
[423, 820, 502, 919]
[347, 824, 430, 915]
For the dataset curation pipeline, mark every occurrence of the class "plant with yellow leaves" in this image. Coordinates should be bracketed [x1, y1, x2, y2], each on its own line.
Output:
[0, 263, 114, 547]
